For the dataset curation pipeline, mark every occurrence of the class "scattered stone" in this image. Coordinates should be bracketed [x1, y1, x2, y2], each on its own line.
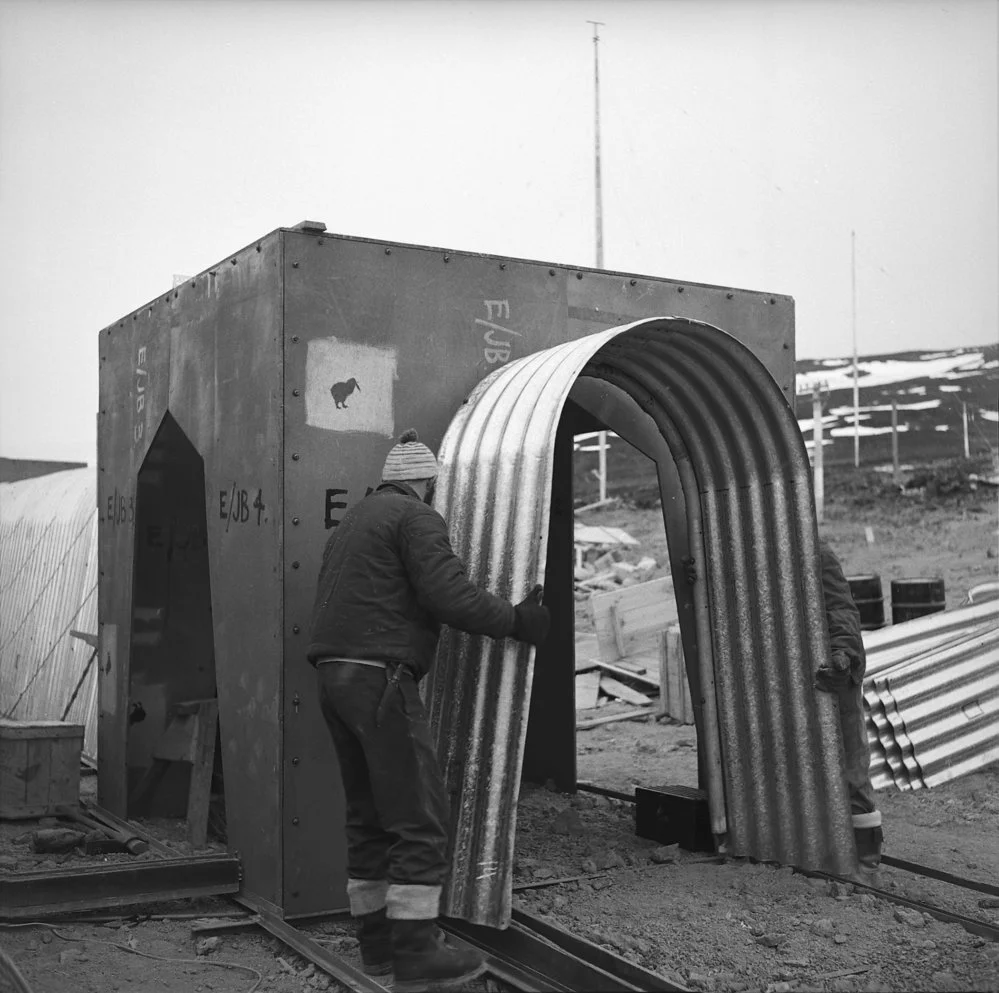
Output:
[650, 845, 679, 864]
[893, 907, 924, 928]
[686, 972, 715, 991]
[580, 858, 597, 874]
[11, 832, 32, 845]
[769, 983, 792, 993]
[551, 808, 585, 836]
[58, 948, 85, 964]
[809, 918, 835, 937]
[834, 934, 849, 944]
[932, 971, 965, 993]
[858, 894, 877, 910]
[595, 850, 624, 870]
[806, 877, 829, 893]
[195, 936, 222, 956]
[41, 932, 53, 945]
[591, 877, 612, 890]
[25, 940, 39, 952]
[755, 934, 782, 948]
[829, 980, 856, 993]
[531, 866, 555, 880]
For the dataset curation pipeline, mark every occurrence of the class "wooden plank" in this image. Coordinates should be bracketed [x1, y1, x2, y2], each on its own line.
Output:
[0, 720, 85, 738]
[577, 707, 655, 730]
[25, 735, 53, 812]
[47, 731, 83, 811]
[187, 700, 219, 848]
[613, 659, 648, 675]
[599, 675, 652, 706]
[590, 578, 677, 662]
[575, 671, 601, 711]
[595, 661, 659, 691]
[0, 737, 28, 816]
[658, 625, 695, 724]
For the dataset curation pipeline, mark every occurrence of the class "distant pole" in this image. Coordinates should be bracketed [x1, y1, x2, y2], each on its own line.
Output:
[962, 400, 970, 458]
[813, 384, 825, 523]
[891, 396, 899, 486]
[588, 20, 605, 269]
[589, 19, 608, 502]
[852, 229, 860, 469]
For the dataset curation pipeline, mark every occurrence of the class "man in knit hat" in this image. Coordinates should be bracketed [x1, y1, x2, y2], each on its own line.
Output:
[308, 428, 550, 992]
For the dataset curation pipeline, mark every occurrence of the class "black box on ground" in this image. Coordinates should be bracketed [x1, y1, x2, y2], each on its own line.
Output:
[635, 785, 715, 853]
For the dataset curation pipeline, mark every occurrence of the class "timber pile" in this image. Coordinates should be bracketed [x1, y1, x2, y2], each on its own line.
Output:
[573, 521, 658, 598]
[574, 653, 660, 729]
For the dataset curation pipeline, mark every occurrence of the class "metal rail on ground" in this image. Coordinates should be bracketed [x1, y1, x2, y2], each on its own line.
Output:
[575, 781, 999, 942]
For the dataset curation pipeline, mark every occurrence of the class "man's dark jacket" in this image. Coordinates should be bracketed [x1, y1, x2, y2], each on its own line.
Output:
[819, 539, 867, 684]
[307, 481, 517, 677]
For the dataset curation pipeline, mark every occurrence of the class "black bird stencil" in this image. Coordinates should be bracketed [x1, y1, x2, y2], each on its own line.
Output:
[330, 377, 361, 409]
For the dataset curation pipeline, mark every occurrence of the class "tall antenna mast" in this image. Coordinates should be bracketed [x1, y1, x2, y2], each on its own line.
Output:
[587, 20, 608, 502]
[588, 20, 605, 268]
[852, 229, 860, 469]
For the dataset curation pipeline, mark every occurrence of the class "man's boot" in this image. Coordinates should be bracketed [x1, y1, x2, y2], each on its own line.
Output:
[391, 918, 486, 993]
[852, 810, 883, 883]
[355, 908, 392, 977]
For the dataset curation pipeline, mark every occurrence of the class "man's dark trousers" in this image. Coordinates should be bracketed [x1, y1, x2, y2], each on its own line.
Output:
[317, 661, 450, 919]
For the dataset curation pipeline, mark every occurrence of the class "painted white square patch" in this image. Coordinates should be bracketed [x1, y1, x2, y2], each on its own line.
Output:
[305, 337, 397, 436]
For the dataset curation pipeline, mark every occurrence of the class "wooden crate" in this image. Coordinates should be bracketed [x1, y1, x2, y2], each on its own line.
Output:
[0, 719, 84, 819]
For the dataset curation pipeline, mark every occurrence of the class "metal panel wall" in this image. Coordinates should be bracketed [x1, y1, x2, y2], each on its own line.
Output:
[98, 233, 285, 909]
[0, 468, 99, 759]
[277, 232, 794, 916]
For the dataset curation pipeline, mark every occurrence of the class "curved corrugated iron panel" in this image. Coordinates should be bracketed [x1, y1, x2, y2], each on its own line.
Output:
[427, 317, 854, 927]
[0, 468, 99, 759]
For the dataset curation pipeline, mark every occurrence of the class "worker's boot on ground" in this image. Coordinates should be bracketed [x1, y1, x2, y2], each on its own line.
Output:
[851, 811, 884, 885]
[391, 918, 486, 993]
[355, 908, 393, 976]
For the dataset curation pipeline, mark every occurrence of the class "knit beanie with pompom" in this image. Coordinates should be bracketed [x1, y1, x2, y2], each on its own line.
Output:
[381, 429, 440, 482]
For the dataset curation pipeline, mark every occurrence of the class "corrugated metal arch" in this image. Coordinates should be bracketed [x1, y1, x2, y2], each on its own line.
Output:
[427, 317, 855, 927]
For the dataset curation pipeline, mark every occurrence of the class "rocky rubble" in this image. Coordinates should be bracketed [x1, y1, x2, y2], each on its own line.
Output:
[512, 778, 999, 993]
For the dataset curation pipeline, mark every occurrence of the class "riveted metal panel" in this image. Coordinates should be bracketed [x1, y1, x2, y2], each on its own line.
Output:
[97, 290, 173, 815]
[98, 233, 285, 909]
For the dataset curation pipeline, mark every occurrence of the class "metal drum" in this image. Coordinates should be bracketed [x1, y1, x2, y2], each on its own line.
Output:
[846, 574, 886, 630]
[891, 577, 946, 625]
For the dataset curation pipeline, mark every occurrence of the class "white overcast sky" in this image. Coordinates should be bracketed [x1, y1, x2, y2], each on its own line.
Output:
[0, 0, 996, 463]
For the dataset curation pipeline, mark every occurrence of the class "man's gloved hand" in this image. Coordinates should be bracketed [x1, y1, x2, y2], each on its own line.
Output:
[513, 585, 551, 646]
[815, 650, 852, 693]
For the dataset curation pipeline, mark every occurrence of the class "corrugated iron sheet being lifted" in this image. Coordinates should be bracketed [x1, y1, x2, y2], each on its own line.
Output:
[426, 316, 855, 928]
